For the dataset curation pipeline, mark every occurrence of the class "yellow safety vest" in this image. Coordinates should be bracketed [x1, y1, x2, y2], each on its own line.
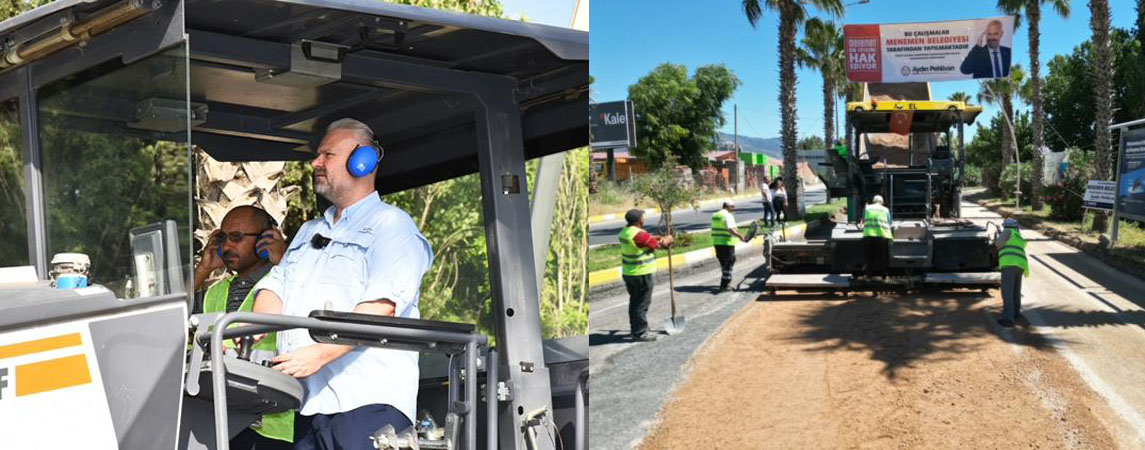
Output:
[711, 209, 736, 246]
[862, 204, 893, 240]
[203, 277, 294, 443]
[998, 229, 1029, 277]
[618, 226, 657, 276]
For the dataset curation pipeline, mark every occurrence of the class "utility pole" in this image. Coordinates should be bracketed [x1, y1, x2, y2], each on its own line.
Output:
[735, 104, 739, 153]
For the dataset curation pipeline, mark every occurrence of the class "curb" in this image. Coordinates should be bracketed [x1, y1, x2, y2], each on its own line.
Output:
[588, 192, 762, 225]
[588, 221, 812, 288]
[971, 198, 1145, 282]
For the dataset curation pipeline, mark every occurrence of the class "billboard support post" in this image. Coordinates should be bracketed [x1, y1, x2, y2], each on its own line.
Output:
[1112, 130, 1125, 246]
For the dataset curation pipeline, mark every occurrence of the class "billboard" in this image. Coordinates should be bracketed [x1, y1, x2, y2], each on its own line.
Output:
[1084, 180, 1116, 211]
[590, 100, 636, 149]
[845, 16, 1016, 83]
[1117, 128, 1145, 221]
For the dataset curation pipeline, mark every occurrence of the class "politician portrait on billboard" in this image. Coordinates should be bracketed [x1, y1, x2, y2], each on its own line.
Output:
[845, 16, 1017, 83]
[959, 19, 1012, 79]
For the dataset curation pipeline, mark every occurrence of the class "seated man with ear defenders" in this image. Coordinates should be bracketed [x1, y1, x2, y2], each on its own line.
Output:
[192, 204, 295, 449]
[252, 118, 434, 450]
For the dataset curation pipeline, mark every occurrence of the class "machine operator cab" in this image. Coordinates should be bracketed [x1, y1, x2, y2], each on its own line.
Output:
[0, 1, 587, 449]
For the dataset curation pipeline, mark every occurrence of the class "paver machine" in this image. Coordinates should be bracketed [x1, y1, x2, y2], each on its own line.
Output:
[765, 96, 1001, 293]
[0, 1, 587, 449]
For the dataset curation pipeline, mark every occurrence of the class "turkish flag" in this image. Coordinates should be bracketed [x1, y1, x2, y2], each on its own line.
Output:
[889, 110, 914, 136]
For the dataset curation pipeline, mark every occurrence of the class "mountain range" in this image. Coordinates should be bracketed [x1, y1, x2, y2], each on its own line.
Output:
[718, 132, 782, 159]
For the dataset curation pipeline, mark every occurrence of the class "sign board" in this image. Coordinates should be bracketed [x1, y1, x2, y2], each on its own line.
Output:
[798, 149, 831, 182]
[739, 152, 769, 165]
[1083, 180, 1116, 211]
[590, 101, 636, 149]
[1117, 128, 1145, 221]
[845, 16, 1016, 83]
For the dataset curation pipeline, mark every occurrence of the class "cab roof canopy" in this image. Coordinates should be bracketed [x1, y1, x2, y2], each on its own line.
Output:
[846, 101, 982, 134]
[0, 0, 589, 194]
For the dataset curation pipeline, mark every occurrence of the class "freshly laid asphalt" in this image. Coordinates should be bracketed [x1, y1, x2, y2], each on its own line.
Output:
[588, 254, 770, 450]
[588, 185, 827, 247]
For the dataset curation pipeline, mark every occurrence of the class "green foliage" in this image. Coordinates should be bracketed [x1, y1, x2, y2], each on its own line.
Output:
[630, 156, 701, 232]
[1045, 148, 1094, 221]
[0, 100, 27, 266]
[281, 161, 316, 238]
[0, 0, 53, 21]
[797, 17, 844, 144]
[388, 0, 505, 17]
[627, 63, 741, 170]
[1043, 28, 1143, 150]
[797, 135, 825, 150]
[0, 0, 61, 269]
[999, 162, 1032, 201]
[383, 174, 492, 335]
[963, 165, 983, 187]
[537, 148, 589, 339]
[947, 91, 973, 104]
[593, 180, 630, 206]
[966, 111, 1033, 194]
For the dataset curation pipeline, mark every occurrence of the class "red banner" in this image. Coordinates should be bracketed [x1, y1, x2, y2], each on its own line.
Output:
[844, 24, 882, 82]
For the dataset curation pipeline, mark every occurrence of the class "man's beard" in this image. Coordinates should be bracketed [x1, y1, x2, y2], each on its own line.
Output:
[314, 170, 338, 202]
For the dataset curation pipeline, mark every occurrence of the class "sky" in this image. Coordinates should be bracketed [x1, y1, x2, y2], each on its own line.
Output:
[501, 0, 577, 27]
[590, 0, 1139, 146]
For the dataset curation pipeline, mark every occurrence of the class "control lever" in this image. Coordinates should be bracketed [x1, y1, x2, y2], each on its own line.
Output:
[239, 336, 254, 360]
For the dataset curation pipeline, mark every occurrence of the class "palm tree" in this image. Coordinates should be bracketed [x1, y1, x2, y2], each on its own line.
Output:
[999, 0, 1071, 211]
[977, 65, 1026, 169]
[1089, 0, 1114, 231]
[947, 91, 973, 165]
[743, 0, 844, 219]
[947, 91, 972, 105]
[838, 81, 864, 155]
[797, 18, 844, 147]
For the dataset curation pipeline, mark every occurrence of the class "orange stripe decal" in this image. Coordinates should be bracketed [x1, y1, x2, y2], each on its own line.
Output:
[15, 354, 92, 396]
[0, 333, 83, 360]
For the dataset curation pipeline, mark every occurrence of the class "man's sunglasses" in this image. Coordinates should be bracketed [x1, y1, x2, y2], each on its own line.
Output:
[215, 232, 263, 244]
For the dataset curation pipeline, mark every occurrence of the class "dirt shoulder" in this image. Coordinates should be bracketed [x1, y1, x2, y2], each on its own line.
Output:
[640, 292, 1128, 449]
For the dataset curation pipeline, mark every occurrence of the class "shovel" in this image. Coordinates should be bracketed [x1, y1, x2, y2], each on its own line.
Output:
[663, 223, 685, 334]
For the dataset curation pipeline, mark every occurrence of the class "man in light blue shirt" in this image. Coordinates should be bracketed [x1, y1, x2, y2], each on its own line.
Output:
[252, 118, 433, 450]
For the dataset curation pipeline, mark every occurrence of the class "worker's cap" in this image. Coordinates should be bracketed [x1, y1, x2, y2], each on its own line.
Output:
[724, 200, 735, 208]
[872, 195, 884, 204]
[1003, 218, 1019, 228]
[624, 209, 645, 224]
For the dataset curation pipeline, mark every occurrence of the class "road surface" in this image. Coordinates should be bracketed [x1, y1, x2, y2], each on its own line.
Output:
[589, 197, 1145, 449]
[589, 184, 827, 246]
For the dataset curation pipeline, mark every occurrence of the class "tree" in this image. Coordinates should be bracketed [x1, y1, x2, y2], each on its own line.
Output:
[797, 135, 826, 150]
[1043, 28, 1142, 149]
[627, 63, 741, 170]
[838, 81, 864, 155]
[967, 111, 1034, 195]
[1139, 0, 1145, 51]
[999, 0, 1071, 211]
[977, 65, 1026, 170]
[1089, 0, 1114, 232]
[797, 18, 844, 146]
[948, 91, 972, 105]
[743, 0, 844, 219]
[947, 91, 973, 166]
[631, 156, 700, 316]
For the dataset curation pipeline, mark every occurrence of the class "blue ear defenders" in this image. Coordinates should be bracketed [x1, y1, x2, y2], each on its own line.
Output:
[347, 140, 384, 178]
[255, 215, 280, 260]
